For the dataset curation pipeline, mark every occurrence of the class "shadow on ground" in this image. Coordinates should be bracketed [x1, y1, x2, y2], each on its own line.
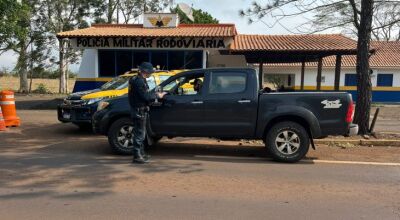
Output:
[0, 121, 313, 201]
[16, 98, 63, 110]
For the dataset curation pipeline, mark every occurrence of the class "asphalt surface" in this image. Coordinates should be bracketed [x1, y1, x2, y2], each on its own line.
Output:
[0, 110, 399, 220]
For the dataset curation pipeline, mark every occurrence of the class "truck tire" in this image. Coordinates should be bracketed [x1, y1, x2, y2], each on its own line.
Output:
[265, 121, 310, 163]
[107, 117, 160, 155]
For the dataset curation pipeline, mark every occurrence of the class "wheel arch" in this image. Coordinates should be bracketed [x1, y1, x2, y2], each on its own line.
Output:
[263, 115, 305, 138]
[262, 114, 320, 141]
[105, 113, 131, 135]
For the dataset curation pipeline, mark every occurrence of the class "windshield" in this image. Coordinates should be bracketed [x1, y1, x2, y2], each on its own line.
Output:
[147, 76, 157, 90]
[100, 76, 130, 90]
[162, 78, 181, 92]
[158, 75, 171, 83]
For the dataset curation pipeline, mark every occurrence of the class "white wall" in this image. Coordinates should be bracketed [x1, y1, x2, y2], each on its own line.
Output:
[208, 54, 247, 67]
[263, 66, 400, 88]
[78, 49, 98, 78]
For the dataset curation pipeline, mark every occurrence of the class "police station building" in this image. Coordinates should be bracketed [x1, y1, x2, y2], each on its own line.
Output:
[57, 13, 400, 102]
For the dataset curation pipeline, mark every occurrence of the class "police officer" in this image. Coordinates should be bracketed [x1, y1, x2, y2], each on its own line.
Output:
[128, 62, 166, 164]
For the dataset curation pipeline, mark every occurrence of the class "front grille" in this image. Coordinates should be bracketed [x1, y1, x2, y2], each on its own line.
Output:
[64, 99, 85, 106]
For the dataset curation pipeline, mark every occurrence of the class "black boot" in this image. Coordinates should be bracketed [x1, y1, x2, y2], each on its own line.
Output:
[132, 149, 149, 164]
[141, 147, 151, 160]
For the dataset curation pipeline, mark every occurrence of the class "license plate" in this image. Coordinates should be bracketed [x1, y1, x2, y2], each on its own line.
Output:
[63, 113, 71, 119]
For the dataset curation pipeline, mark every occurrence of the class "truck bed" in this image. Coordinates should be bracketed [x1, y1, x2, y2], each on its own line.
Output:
[257, 92, 352, 138]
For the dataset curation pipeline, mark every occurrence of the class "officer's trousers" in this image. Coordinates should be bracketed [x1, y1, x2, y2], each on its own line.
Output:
[131, 110, 147, 157]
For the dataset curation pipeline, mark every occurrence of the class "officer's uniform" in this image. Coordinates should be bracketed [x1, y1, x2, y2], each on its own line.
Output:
[128, 75, 157, 162]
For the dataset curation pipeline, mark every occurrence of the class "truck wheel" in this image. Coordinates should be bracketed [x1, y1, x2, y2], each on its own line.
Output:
[108, 117, 134, 155]
[107, 117, 160, 155]
[265, 121, 310, 163]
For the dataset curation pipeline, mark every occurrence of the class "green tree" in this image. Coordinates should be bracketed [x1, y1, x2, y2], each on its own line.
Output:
[0, 0, 48, 93]
[171, 7, 219, 24]
[240, 0, 400, 134]
[94, 0, 171, 24]
[41, 0, 96, 93]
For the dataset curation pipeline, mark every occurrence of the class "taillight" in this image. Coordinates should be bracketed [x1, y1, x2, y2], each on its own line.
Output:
[346, 100, 355, 123]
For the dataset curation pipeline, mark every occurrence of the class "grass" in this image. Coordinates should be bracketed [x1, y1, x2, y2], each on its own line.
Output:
[0, 76, 75, 94]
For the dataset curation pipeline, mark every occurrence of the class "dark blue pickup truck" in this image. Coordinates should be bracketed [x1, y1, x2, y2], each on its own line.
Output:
[93, 68, 358, 163]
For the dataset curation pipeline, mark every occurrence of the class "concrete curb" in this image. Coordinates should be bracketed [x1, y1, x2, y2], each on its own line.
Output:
[315, 139, 400, 147]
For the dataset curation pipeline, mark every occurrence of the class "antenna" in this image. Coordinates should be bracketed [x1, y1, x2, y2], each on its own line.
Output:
[177, 3, 194, 22]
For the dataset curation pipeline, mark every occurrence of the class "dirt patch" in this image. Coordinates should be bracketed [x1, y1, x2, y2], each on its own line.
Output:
[306, 144, 400, 163]
[327, 132, 400, 140]
[0, 76, 75, 93]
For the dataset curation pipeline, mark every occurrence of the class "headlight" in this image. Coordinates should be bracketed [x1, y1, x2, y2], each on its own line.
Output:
[87, 98, 103, 105]
[97, 101, 110, 111]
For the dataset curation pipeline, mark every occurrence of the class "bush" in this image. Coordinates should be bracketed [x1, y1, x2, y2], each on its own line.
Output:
[29, 67, 77, 79]
[0, 67, 11, 77]
[33, 83, 51, 94]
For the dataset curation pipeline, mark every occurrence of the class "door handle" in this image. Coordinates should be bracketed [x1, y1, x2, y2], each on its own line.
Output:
[191, 101, 203, 104]
[238, 100, 251, 104]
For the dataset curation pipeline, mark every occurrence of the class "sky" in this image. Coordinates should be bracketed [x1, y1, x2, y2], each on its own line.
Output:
[179, 0, 306, 34]
[0, 0, 312, 72]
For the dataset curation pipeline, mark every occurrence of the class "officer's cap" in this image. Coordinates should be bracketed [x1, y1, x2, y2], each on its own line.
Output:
[138, 62, 155, 74]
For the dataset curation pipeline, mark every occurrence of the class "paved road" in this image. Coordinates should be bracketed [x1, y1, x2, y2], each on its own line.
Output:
[0, 110, 399, 219]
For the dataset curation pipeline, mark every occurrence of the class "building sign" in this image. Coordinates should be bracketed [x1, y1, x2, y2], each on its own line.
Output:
[143, 13, 179, 28]
[71, 37, 230, 49]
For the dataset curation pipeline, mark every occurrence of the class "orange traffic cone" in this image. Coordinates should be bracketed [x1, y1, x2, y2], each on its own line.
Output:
[0, 90, 20, 127]
[0, 106, 6, 131]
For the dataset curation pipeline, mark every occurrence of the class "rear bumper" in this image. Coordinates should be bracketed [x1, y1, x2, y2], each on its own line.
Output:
[57, 104, 95, 124]
[348, 123, 359, 136]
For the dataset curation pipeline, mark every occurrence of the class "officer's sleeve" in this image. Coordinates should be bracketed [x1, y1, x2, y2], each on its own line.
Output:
[128, 79, 135, 107]
[135, 79, 157, 103]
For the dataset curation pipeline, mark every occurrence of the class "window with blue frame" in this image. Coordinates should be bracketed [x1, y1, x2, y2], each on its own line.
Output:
[377, 74, 393, 87]
[151, 51, 168, 70]
[98, 50, 203, 77]
[116, 50, 132, 75]
[344, 73, 358, 86]
[133, 51, 150, 68]
[98, 50, 116, 77]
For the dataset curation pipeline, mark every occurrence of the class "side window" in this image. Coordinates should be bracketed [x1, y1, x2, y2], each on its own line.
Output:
[162, 77, 183, 93]
[345, 73, 357, 86]
[377, 74, 393, 87]
[181, 76, 204, 95]
[162, 74, 204, 95]
[209, 72, 247, 94]
[158, 75, 171, 83]
[146, 76, 156, 90]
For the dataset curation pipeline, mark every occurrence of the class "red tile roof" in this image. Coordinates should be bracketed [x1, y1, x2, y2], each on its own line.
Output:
[230, 34, 357, 52]
[369, 41, 400, 67]
[57, 23, 237, 38]
[57, 23, 398, 67]
[264, 41, 400, 68]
